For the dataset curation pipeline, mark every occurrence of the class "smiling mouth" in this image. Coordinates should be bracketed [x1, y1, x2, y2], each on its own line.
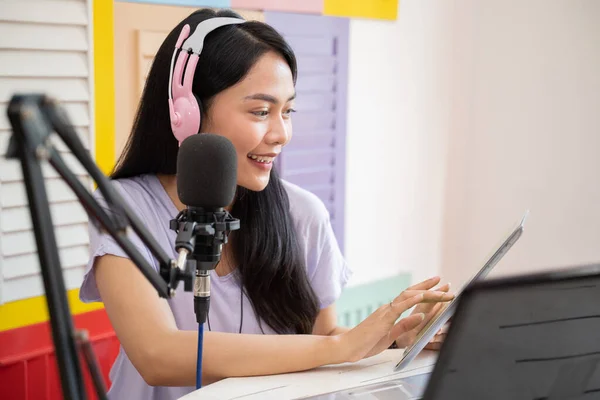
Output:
[247, 154, 275, 164]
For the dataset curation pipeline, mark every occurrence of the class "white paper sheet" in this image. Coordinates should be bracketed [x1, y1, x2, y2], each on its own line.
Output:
[179, 350, 438, 400]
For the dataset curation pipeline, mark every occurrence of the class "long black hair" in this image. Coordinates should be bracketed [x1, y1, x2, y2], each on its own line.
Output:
[111, 9, 320, 334]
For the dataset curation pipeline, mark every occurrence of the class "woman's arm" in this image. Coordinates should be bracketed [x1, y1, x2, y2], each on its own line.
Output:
[95, 255, 344, 386]
[95, 255, 452, 386]
[313, 305, 349, 336]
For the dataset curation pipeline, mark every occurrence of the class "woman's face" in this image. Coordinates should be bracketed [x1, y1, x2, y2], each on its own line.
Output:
[200, 51, 296, 191]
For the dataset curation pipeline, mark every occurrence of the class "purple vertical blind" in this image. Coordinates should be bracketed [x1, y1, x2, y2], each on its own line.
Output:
[265, 12, 349, 253]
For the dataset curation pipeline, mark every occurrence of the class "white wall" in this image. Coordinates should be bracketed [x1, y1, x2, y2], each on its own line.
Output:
[344, 0, 600, 289]
[441, 0, 600, 287]
[344, 0, 454, 286]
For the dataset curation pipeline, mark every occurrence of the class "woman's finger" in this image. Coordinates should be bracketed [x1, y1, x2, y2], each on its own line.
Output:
[390, 293, 426, 316]
[423, 333, 446, 350]
[395, 282, 451, 305]
[440, 323, 450, 334]
[431, 333, 446, 343]
[424, 341, 443, 351]
[394, 289, 454, 304]
[411, 283, 452, 314]
[413, 302, 443, 329]
[435, 283, 451, 293]
[406, 276, 441, 291]
[389, 313, 425, 341]
[415, 291, 454, 304]
[390, 292, 454, 319]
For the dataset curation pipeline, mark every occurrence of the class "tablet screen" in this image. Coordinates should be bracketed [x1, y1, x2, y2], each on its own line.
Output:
[393, 210, 529, 372]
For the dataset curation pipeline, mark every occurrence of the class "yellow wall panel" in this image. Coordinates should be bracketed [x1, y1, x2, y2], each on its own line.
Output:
[0, 289, 103, 332]
[324, 0, 398, 20]
[93, 0, 116, 174]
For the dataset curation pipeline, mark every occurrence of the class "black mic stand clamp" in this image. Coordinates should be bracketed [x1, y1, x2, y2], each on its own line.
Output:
[169, 208, 240, 324]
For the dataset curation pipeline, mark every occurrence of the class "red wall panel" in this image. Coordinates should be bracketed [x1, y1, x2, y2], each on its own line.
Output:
[0, 309, 119, 400]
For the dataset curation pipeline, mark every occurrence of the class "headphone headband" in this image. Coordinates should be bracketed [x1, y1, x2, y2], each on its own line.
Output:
[182, 18, 245, 54]
[168, 17, 245, 145]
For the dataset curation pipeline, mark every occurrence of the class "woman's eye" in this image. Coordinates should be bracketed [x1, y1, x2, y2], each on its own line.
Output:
[283, 108, 297, 117]
[252, 110, 269, 117]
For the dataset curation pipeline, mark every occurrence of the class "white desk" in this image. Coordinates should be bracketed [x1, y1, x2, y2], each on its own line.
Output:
[180, 350, 438, 400]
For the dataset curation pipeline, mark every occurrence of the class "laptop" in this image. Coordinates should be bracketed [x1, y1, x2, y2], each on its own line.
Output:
[422, 262, 600, 399]
[305, 263, 600, 400]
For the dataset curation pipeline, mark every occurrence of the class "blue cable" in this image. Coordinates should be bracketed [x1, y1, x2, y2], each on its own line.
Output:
[196, 323, 204, 389]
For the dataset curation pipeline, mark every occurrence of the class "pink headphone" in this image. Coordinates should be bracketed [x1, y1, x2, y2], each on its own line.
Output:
[168, 17, 245, 145]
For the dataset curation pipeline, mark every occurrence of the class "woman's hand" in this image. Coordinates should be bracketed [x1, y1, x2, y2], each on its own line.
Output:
[423, 322, 449, 350]
[394, 278, 453, 350]
[336, 276, 454, 363]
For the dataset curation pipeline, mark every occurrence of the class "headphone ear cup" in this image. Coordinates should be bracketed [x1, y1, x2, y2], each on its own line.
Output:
[171, 93, 201, 144]
[170, 50, 201, 144]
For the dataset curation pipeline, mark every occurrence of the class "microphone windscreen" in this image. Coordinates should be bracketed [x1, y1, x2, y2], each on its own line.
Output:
[176, 133, 237, 209]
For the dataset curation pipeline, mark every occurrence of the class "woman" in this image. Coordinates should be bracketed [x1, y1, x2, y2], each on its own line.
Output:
[80, 8, 453, 400]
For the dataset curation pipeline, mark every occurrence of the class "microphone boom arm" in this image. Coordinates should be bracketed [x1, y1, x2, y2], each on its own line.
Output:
[5, 93, 191, 399]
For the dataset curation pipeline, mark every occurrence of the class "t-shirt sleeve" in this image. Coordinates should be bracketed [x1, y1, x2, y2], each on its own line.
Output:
[79, 182, 155, 303]
[302, 198, 352, 310]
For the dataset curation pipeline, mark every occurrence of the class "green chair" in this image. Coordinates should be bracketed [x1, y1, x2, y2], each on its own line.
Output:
[336, 273, 412, 328]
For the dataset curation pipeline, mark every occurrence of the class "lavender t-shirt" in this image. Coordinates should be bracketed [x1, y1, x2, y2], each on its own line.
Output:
[79, 174, 351, 400]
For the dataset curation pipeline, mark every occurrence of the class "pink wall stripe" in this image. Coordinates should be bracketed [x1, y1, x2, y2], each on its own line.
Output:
[231, 0, 323, 14]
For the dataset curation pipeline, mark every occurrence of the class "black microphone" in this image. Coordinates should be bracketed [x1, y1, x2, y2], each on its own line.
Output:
[170, 133, 240, 324]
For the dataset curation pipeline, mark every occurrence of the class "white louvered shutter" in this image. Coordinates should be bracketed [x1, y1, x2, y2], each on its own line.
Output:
[0, 0, 94, 303]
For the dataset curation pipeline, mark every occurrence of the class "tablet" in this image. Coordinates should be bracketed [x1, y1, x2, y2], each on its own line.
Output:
[393, 210, 529, 372]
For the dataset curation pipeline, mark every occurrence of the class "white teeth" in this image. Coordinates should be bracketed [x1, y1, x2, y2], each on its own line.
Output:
[247, 154, 274, 163]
